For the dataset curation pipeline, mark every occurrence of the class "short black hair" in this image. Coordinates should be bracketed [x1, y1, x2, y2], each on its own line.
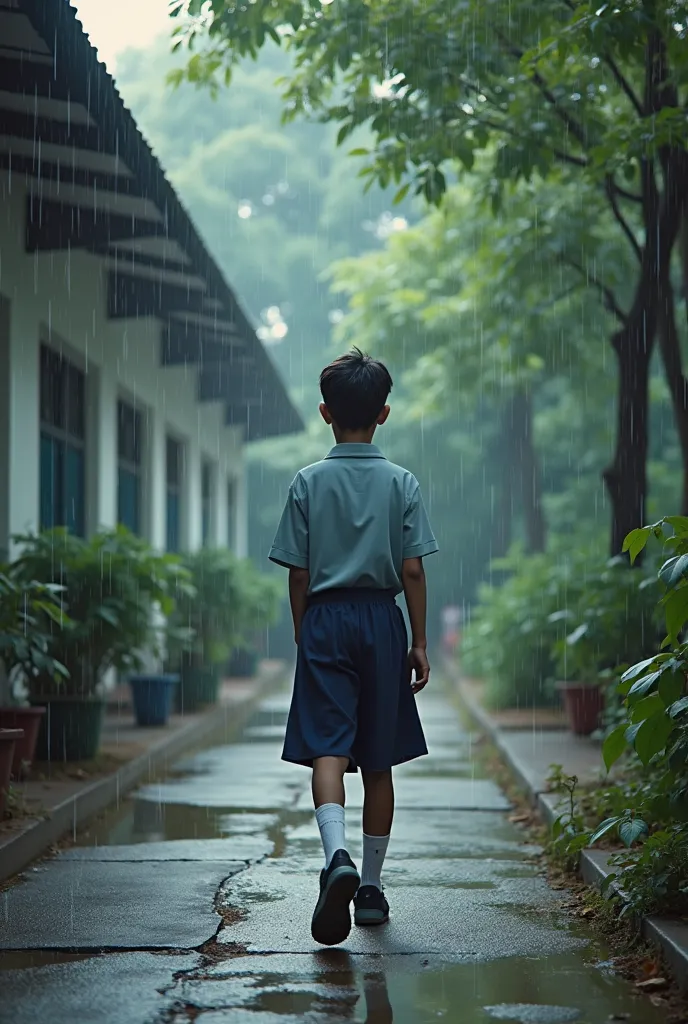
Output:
[320, 348, 393, 430]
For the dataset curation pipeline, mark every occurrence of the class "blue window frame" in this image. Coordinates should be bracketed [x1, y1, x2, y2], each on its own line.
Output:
[226, 477, 236, 551]
[202, 461, 213, 547]
[39, 346, 86, 536]
[117, 400, 142, 534]
[166, 436, 183, 552]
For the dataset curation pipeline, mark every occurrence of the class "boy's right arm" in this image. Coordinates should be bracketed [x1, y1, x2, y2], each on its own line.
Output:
[402, 557, 430, 693]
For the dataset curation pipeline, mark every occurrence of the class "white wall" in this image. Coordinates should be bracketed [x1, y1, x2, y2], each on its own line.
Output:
[0, 174, 245, 557]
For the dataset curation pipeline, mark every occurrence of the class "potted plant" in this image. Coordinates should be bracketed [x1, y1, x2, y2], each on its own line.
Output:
[12, 527, 189, 760]
[226, 561, 280, 678]
[0, 569, 68, 776]
[170, 548, 243, 712]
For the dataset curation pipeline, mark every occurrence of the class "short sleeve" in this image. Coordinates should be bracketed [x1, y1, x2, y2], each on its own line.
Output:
[403, 483, 439, 560]
[269, 476, 309, 570]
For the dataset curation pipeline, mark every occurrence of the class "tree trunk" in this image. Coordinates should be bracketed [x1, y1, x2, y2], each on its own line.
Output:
[657, 268, 688, 514]
[603, 322, 654, 556]
[491, 401, 516, 560]
[602, 32, 688, 555]
[511, 389, 546, 553]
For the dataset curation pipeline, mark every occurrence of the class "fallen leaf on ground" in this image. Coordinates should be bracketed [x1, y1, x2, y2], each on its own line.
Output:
[508, 813, 531, 823]
[636, 978, 668, 990]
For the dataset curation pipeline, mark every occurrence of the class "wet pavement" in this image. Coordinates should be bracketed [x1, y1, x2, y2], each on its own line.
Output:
[0, 686, 666, 1023]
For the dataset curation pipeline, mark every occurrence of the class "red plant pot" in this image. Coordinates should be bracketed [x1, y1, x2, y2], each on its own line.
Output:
[0, 729, 24, 818]
[0, 707, 46, 777]
[556, 683, 605, 737]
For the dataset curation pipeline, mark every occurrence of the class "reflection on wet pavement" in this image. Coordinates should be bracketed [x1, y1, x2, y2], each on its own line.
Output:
[0, 686, 666, 1023]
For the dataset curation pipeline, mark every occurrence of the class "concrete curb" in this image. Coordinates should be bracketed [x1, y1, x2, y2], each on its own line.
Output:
[457, 677, 688, 990]
[0, 665, 284, 885]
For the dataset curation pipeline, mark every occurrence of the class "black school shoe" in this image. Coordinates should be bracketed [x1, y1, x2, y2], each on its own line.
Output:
[354, 885, 390, 926]
[311, 850, 361, 946]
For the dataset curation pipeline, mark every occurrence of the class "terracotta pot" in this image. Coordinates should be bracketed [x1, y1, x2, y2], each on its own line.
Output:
[0, 729, 24, 818]
[556, 682, 605, 736]
[0, 707, 46, 777]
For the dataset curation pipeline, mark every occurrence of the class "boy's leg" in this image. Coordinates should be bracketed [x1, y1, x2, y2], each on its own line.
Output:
[310, 753, 360, 946]
[360, 769, 394, 891]
[312, 755, 349, 868]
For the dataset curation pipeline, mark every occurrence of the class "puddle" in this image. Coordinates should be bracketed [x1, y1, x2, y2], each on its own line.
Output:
[173, 950, 664, 1023]
[0, 951, 98, 971]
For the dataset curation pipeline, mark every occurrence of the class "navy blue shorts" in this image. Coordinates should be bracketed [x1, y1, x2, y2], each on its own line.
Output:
[282, 588, 428, 773]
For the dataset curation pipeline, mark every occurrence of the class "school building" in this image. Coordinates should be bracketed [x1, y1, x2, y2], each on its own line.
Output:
[0, 0, 302, 560]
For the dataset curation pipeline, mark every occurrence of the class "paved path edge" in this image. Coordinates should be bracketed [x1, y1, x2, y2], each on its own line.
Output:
[456, 674, 688, 990]
[0, 664, 285, 885]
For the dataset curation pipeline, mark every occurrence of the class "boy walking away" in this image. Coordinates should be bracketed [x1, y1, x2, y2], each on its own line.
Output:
[269, 349, 438, 946]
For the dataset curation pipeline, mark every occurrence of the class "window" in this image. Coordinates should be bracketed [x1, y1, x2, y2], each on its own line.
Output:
[201, 461, 213, 547]
[40, 346, 85, 536]
[226, 477, 236, 551]
[166, 436, 183, 552]
[117, 400, 142, 534]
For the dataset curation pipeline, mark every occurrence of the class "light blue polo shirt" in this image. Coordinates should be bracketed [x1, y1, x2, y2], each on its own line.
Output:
[269, 443, 438, 595]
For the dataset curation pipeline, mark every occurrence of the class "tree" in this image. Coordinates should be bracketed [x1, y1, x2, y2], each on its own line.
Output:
[330, 172, 620, 553]
[172, 0, 688, 554]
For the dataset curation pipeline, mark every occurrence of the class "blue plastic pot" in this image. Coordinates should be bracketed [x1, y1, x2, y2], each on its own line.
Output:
[129, 674, 179, 727]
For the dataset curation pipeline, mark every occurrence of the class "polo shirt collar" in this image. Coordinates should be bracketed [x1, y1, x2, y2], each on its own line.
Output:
[325, 443, 387, 459]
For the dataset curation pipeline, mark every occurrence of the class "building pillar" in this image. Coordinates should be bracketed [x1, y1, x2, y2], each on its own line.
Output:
[235, 460, 248, 559]
[145, 406, 166, 551]
[216, 467, 229, 549]
[87, 369, 117, 533]
[185, 429, 202, 552]
[1, 300, 40, 558]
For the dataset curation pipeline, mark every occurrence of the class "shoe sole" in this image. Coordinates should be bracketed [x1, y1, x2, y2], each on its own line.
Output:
[311, 865, 360, 946]
[354, 909, 390, 927]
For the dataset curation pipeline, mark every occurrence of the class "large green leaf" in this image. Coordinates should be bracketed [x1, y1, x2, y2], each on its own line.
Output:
[622, 527, 652, 565]
[618, 817, 649, 848]
[602, 725, 628, 771]
[633, 712, 674, 766]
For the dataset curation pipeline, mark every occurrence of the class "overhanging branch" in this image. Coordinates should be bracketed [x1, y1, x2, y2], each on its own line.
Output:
[562, 256, 628, 324]
[605, 176, 642, 263]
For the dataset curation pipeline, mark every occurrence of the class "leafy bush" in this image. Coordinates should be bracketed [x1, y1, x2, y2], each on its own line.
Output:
[170, 548, 280, 668]
[461, 544, 659, 708]
[602, 516, 688, 790]
[0, 570, 68, 692]
[11, 528, 190, 697]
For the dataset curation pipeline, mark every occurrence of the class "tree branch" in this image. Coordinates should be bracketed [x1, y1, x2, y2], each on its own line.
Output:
[605, 176, 642, 263]
[612, 184, 642, 204]
[562, 256, 628, 324]
[604, 55, 644, 117]
[494, 29, 589, 152]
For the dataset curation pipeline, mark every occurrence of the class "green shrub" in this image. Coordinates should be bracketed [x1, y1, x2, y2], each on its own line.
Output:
[461, 544, 660, 709]
[12, 528, 190, 697]
[170, 548, 281, 669]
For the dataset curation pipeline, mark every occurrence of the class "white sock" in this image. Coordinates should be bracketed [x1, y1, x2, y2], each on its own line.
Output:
[360, 832, 390, 890]
[315, 803, 346, 867]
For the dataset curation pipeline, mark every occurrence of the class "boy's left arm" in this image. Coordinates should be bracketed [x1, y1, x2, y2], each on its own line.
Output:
[289, 567, 310, 645]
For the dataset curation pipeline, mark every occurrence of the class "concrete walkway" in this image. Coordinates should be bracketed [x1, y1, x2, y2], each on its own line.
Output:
[0, 684, 666, 1023]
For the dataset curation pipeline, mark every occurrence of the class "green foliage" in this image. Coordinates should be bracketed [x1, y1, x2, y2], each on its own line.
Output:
[602, 517, 688, 773]
[0, 570, 68, 689]
[170, 548, 280, 668]
[461, 544, 659, 708]
[11, 528, 191, 697]
[551, 556, 661, 685]
[602, 825, 688, 919]
[171, 0, 688, 210]
[547, 766, 591, 870]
